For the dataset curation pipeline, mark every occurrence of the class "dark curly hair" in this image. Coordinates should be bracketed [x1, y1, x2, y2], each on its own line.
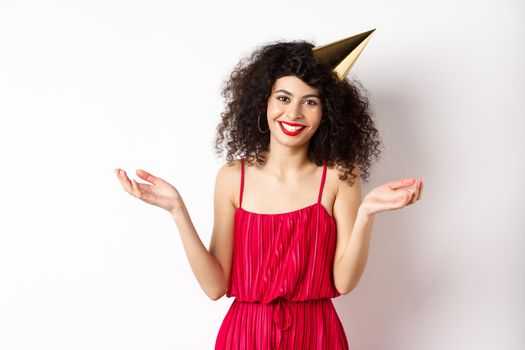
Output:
[213, 40, 382, 185]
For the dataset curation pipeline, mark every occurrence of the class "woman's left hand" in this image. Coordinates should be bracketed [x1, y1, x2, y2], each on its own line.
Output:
[360, 176, 424, 216]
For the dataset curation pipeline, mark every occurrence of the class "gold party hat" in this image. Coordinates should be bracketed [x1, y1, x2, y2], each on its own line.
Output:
[312, 29, 376, 81]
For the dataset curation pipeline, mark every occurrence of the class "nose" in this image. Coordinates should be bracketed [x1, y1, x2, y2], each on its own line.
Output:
[286, 101, 303, 120]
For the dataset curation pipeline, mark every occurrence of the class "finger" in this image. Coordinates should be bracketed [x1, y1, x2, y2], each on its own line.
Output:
[409, 188, 418, 204]
[406, 183, 417, 204]
[125, 175, 156, 203]
[116, 169, 128, 185]
[405, 187, 418, 205]
[136, 169, 162, 185]
[133, 182, 157, 204]
[394, 190, 411, 208]
[117, 169, 134, 195]
[389, 178, 416, 190]
[406, 189, 416, 205]
[116, 168, 124, 181]
[131, 179, 142, 198]
[400, 190, 413, 207]
[408, 177, 423, 203]
[413, 179, 421, 202]
[417, 177, 424, 200]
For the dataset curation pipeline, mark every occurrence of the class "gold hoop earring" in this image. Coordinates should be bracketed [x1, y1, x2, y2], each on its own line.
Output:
[257, 114, 269, 133]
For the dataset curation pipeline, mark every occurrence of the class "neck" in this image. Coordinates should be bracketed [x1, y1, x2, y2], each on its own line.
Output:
[262, 138, 312, 177]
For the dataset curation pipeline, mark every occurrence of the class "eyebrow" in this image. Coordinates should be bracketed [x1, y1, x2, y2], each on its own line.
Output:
[274, 89, 321, 99]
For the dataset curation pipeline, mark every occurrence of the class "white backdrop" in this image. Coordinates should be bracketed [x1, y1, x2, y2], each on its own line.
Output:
[1, 0, 523, 349]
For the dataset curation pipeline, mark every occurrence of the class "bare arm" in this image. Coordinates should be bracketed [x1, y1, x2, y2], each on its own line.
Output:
[333, 209, 375, 295]
[332, 164, 423, 294]
[332, 164, 376, 295]
[171, 162, 236, 300]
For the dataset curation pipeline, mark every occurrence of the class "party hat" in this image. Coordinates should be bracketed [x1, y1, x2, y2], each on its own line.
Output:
[312, 29, 376, 81]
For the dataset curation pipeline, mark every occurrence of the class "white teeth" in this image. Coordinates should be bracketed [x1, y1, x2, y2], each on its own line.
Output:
[279, 122, 305, 132]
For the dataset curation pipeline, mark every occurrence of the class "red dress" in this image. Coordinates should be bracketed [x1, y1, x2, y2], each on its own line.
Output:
[215, 159, 349, 349]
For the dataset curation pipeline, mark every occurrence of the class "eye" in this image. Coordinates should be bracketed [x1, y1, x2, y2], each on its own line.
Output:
[277, 95, 289, 103]
[304, 100, 318, 106]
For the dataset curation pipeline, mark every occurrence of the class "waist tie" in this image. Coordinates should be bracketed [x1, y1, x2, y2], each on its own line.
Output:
[272, 297, 292, 349]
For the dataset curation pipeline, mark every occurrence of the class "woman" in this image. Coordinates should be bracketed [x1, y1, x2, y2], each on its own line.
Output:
[115, 37, 423, 349]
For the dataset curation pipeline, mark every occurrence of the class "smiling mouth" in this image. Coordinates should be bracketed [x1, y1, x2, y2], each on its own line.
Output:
[278, 121, 306, 135]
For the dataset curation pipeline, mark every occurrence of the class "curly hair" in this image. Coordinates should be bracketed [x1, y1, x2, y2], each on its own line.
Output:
[213, 40, 382, 185]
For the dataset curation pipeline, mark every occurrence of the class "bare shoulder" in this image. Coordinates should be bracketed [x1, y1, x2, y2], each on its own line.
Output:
[215, 158, 243, 208]
[330, 161, 363, 262]
[326, 161, 362, 192]
[327, 162, 362, 218]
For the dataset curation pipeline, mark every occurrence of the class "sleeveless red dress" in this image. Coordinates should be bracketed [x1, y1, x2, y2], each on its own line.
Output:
[215, 159, 349, 349]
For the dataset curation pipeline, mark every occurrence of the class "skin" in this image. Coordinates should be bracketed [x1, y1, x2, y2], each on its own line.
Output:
[115, 75, 424, 299]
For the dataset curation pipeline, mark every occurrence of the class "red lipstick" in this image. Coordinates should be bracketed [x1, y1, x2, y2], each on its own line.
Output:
[278, 121, 306, 136]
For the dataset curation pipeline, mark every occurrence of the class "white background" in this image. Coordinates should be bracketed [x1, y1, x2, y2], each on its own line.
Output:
[1, 0, 523, 349]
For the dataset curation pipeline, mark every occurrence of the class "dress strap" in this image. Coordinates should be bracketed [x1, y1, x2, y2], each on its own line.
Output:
[239, 159, 245, 209]
[317, 160, 327, 204]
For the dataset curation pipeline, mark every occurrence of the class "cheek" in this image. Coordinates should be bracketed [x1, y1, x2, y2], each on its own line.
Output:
[311, 112, 323, 127]
[267, 104, 284, 118]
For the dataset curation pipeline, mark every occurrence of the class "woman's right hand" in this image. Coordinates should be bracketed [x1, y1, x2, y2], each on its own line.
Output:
[115, 168, 183, 214]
